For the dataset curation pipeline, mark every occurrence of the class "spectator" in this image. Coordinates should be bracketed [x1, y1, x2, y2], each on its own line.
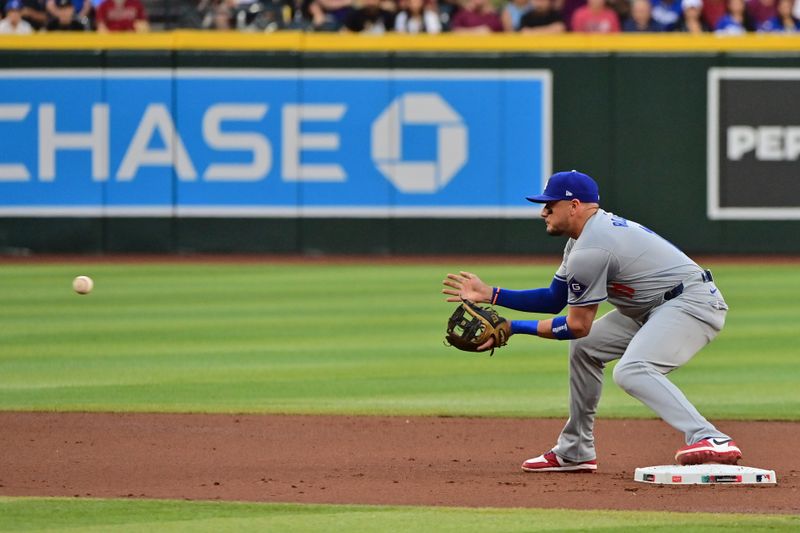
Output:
[759, 0, 800, 29]
[227, 0, 284, 30]
[17, 0, 47, 29]
[607, 0, 631, 22]
[283, 0, 316, 28]
[700, 0, 726, 26]
[45, 0, 88, 29]
[435, 0, 459, 29]
[308, 0, 353, 29]
[46, 0, 90, 28]
[95, 0, 148, 31]
[559, 0, 584, 30]
[502, 0, 531, 31]
[195, 0, 274, 30]
[747, 0, 776, 26]
[394, 0, 441, 33]
[571, 0, 620, 32]
[518, 0, 565, 32]
[0, 0, 34, 32]
[342, 0, 395, 32]
[678, 0, 710, 31]
[623, 0, 663, 29]
[200, 0, 236, 29]
[650, 0, 682, 30]
[715, 0, 754, 32]
[450, 0, 503, 32]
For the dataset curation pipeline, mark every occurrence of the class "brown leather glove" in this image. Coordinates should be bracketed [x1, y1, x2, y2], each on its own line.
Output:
[445, 300, 510, 356]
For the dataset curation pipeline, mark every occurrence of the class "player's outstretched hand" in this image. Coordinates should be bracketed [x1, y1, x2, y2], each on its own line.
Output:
[442, 271, 493, 303]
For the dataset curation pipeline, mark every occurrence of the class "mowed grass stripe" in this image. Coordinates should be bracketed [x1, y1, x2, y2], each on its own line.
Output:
[0, 262, 797, 419]
[1, 498, 799, 532]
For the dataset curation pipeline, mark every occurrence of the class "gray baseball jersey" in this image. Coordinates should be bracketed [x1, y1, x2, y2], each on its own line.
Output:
[555, 209, 707, 321]
[548, 209, 731, 462]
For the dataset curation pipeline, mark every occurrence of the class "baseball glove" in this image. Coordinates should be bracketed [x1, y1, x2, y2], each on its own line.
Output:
[445, 300, 511, 356]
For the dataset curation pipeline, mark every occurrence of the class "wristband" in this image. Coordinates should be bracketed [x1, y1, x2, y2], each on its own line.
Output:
[510, 320, 539, 336]
[551, 315, 575, 340]
[491, 287, 500, 305]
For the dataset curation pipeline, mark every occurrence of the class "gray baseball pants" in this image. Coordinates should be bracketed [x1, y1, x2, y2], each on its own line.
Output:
[552, 281, 729, 463]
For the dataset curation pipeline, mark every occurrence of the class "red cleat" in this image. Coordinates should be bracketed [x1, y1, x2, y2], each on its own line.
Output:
[521, 450, 597, 473]
[675, 438, 742, 465]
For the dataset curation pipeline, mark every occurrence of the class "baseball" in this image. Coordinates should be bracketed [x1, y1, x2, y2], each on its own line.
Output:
[72, 275, 94, 295]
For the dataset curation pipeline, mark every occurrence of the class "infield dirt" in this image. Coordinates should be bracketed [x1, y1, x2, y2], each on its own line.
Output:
[1, 413, 797, 514]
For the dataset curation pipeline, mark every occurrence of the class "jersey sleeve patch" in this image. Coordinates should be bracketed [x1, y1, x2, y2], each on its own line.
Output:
[568, 277, 587, 297]
[565, 247, 610, 306]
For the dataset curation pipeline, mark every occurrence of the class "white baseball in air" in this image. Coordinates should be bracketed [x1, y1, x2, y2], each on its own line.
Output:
[72, 275, 94, 295]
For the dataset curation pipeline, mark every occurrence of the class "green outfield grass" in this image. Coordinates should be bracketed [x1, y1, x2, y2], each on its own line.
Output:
[1, 498, 798, 532]
[2, 261, 798, 530]
[0, 261, 798, 419]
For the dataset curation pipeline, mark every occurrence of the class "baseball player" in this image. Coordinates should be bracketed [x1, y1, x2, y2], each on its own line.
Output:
[442, 170, 741, 472]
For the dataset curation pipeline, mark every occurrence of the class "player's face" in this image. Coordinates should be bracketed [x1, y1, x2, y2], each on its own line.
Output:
[540, 200, 571, 236]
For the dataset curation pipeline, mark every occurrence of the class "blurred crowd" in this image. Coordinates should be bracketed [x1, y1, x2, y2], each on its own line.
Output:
[1, 0, 799, 35]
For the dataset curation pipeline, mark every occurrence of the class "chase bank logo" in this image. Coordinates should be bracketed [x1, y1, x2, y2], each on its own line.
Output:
[371, 93, 468, 194]
[0, 69, 552, 216]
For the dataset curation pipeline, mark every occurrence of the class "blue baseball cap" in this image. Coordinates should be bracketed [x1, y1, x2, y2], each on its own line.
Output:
[526, 170, 600, 204]
[6, 0, 22, 9]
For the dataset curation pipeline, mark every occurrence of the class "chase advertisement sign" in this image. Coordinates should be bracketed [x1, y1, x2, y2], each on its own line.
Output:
[0, 69, 551, 218]
[708, 68, 800, 220]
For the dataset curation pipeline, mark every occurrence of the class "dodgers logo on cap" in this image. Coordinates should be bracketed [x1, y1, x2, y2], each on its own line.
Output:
[526, 170, 600, 204]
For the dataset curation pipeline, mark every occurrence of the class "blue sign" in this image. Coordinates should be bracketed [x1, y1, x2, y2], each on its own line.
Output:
[0, 69, 550, 217]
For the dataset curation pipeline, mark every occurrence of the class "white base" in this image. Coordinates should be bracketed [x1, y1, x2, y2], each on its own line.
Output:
[634, 464, 776, 485]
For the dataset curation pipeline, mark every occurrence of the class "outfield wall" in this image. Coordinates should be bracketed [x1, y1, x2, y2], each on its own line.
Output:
[1, 33, 799, 254]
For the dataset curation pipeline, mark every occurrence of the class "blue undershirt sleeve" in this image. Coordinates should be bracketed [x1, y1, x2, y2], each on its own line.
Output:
[510, 320, 539, 336]
[492, 277, 568, 314]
